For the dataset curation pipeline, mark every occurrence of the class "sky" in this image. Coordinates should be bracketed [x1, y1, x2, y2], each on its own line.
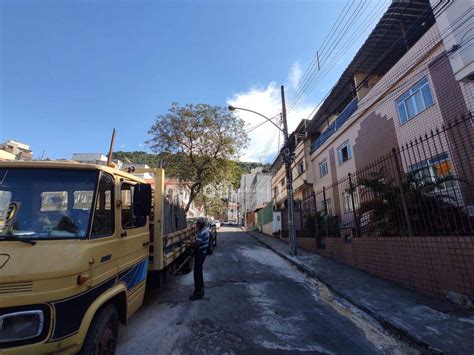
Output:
[0, 0, 388, 163]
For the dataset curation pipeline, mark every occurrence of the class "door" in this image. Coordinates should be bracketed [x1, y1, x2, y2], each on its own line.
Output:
[117, 181, 149, 316]
[88, 172, 119, 288]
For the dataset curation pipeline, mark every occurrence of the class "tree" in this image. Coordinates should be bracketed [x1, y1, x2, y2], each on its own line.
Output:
[194, 192, 228, 217]
[148, 103, 249, 213]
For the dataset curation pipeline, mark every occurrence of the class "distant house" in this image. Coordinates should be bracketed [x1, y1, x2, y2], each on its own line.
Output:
[72, 153, 122, 169]
[0, 140, 33, 161]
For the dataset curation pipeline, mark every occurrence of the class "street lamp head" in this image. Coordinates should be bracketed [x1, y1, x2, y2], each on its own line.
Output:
[228, 105, 236, 111]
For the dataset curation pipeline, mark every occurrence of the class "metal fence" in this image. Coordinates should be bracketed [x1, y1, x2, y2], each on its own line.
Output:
[298, 112, 474, 241]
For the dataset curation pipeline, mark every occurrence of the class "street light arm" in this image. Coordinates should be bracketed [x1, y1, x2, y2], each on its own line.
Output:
[228, 105, 283, 132]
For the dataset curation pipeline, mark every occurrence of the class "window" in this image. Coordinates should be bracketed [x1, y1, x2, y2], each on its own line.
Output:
[40, 191, 68, 212]
[322, 198, 333, 216]
[121, 183, 133, 228]
[0, 168, 98, 239]
[121, 183, 147, 229]
[319, 159, 328, 177]
[396, 77, 434, 124]
[342, 189, 360, 213]
[280, 178, 285, 187]
[409, 152, 455, 190]
[337, 140, 352, 165]
[92, 173, 114, 238]
[297, 161, 305, 175]
[273, 186, 278, 199]
[74, 191, 94, 210]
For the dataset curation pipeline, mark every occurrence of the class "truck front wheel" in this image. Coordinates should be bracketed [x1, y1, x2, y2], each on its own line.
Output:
[79, 304, 119, 355]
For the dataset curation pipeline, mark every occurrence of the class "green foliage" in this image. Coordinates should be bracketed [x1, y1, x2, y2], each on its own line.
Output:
[303, 213, 340, 239]
[147, 103, 249, 212]
[113, 150, 268, 190]
[193, 192, 227, 217]
[357, 168, 469, 236]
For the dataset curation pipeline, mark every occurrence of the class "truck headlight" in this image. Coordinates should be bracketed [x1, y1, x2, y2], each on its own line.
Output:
[0, 310, 44, 342]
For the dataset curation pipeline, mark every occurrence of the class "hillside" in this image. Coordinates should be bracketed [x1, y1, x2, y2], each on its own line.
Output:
[112, 151, 270, 188]
[113, 151, 269, 173]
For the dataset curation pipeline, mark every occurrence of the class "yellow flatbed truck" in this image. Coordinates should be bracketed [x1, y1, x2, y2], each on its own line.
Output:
[0, 161, 195, 354]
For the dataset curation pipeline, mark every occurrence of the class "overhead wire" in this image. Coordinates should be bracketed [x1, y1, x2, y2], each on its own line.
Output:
[304, 1, 471, 136]
[302, 0, 436, 123]
[289, 0, 355, 106]
[287, 0, 390, 113]
[286, 0, 374, 111]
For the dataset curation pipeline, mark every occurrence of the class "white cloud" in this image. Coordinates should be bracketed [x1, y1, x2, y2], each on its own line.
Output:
[289, 62, 302, 89]
[227, 72, 316, 163]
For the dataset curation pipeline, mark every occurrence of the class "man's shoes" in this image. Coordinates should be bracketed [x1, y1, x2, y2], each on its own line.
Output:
[189, 292, 204, 301]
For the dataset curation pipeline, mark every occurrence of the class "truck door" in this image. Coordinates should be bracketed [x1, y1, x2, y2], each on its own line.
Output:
[117, 181, 149, 315]
[88, 172, 119, 288]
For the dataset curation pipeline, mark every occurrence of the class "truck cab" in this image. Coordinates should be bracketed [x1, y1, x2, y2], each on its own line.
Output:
[0, 161, 152, 354]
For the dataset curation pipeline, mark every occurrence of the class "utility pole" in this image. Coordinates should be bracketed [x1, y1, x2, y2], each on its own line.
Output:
[107, 128, 116, 166]
[280, 85, 297, 255]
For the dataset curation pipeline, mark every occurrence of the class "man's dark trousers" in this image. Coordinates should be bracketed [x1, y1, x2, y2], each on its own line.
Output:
[193, 249, 206, 295]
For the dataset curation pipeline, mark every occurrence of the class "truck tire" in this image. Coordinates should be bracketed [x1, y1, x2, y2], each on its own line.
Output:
[79, 304, 119, 355]
[181, 255, 194, 274]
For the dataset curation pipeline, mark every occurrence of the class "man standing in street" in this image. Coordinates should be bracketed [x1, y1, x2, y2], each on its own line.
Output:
[187, 217, 209, 300]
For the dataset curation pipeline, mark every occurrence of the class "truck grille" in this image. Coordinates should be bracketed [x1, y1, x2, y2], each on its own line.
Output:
[0, 282, 33, 294]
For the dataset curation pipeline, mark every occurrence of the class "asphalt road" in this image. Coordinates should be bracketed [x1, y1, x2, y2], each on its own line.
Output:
[117, 227, 415, 354]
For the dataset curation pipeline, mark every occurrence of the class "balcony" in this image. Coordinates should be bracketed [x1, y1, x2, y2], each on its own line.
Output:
[311, 98, 358, 153]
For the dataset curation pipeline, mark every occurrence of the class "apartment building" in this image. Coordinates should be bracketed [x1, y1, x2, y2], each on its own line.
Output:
[0, 140, 33, 161]
[306, 0, 473, 225]
[238, 167, 272, 227]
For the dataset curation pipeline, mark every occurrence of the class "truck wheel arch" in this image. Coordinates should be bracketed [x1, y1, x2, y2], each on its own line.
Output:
[75, 283, 128, 347]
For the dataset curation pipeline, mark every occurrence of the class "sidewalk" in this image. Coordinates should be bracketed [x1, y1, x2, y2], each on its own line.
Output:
[247, 230, 474, 354]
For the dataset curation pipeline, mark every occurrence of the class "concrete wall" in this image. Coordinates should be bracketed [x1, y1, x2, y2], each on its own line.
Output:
[319, 236, 474, 305]
[261, 222, 273, 236]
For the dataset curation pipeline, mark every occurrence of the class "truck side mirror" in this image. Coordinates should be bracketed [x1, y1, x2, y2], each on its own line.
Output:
[133, 183, 152, 217]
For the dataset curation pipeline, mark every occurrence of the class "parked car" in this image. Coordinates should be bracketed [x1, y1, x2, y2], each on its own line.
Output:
[206, 218, 217, 254]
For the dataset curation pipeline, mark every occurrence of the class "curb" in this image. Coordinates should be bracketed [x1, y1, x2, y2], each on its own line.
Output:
[246, 231, 443, 354]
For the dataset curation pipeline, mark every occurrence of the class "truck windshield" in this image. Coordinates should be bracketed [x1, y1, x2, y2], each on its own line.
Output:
[0, 168, 99, 240]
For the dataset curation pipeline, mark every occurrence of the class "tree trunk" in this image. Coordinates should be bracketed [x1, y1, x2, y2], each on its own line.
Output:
[185, 182, 201, 214]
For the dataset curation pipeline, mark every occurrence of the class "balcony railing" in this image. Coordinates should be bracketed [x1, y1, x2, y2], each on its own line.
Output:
[311, 98, 358, 153]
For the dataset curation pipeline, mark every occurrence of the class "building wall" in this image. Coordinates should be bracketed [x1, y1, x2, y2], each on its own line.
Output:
[261, 222, 273, 236]
[255, 173, 272, 208]
[292, 141, 307, 194]
[309, 25, 472, 216]
[319, 236, 474, 304]
[431, 0, 473, 82]
[353, 112, 398, 171]
[272, 164, 287, 205]
[459, 82, 474, 112]
[0, 150, 16, 161]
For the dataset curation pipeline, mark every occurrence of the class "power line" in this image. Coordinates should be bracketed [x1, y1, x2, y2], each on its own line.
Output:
[244, 114, 281, 134]
[287, 0, 376, 110]
[290, 0, 354, 106]
[288, 0, 390, 113]
[305, 4, 471, 147]
[302, 0, 439, 124]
